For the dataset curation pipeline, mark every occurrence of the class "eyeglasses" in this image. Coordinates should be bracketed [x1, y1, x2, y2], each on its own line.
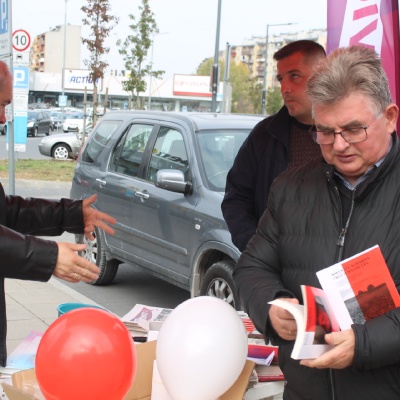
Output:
[310, 125, 369, 145]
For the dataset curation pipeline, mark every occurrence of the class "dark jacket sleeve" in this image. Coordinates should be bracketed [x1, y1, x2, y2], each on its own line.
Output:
[233, 184, 294, 343]
[0, 184, 84, 281]
[222, 132, 261, 252]
[222, 108, 290, 252]
[352, 308, 400, 370]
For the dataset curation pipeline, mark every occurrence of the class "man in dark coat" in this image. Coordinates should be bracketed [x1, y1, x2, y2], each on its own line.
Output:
[222, 40, 326, 251]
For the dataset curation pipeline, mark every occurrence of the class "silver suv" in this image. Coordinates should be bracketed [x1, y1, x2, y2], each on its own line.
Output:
[70, 111, 262, 309]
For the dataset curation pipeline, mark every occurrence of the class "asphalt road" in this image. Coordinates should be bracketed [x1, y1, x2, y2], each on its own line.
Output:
[2, 178, 190, 317]
[0, 134, 50, 160]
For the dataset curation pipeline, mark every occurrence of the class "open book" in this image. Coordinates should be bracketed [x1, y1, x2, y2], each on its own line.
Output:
[269, 245, 400, 360]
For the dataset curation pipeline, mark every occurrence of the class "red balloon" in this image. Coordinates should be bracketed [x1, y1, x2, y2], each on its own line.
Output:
[35, 308, 136, 400]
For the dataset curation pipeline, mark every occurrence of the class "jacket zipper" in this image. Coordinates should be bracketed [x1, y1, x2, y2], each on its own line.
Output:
[330, 182, 356, 400]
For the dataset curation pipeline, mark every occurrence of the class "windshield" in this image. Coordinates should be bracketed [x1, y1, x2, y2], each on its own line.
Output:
[197, 130, 250, 192]
[27, 111, 39, 119]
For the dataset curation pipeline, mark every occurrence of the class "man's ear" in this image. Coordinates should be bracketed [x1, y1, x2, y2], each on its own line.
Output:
[384, 103, 399, 133]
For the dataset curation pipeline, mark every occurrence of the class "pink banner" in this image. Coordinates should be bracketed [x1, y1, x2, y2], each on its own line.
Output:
[327, 0, 400, 109]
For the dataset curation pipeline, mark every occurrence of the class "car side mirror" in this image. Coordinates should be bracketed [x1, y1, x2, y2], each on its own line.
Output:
[155, 169, 192, 195]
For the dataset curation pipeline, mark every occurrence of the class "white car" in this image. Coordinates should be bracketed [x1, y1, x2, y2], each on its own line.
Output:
[38, 131, 90, 160]
[63, 113, 92, 133]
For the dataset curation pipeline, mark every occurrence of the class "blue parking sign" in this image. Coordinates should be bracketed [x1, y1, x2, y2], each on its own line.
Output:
[0, 0, 8, 35]
[13, 67, 29, 89]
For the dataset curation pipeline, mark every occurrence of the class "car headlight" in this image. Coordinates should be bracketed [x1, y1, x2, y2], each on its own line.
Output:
[27, 122, 34, 128]
[40, 138, 46, 144]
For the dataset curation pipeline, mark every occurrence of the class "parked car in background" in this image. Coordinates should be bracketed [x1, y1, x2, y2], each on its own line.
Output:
[0, 122, 7, 135]
[27, 110, 52, 137]
[70, 111, 263, 310]
[63, 112, 92, 133]
[38, 130, 90, 160]
[49, 110, 66, 131]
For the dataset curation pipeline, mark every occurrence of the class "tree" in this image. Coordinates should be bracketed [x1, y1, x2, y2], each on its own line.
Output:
[81, 0, 118, 124]
[266, 87, 283, 115]
[117, 0, 163, 109]
[196, 58, 261, 114]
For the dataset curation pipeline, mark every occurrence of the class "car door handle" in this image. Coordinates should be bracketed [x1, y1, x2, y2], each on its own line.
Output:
[135, 191, 149, 200]
[95, 178, 107, 186]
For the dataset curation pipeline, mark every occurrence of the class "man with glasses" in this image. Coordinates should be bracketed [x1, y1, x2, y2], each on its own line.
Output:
[234, 46, 400, 399]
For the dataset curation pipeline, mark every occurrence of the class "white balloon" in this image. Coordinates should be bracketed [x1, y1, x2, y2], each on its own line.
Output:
[156, 296, 248, 400]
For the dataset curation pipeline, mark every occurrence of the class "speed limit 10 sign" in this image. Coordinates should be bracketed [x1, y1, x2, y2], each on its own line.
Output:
[12, 30, 31, 52]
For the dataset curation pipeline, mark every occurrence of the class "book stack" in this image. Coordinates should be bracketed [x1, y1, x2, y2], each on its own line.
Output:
[120, 304, 173, 340]
[247, 343, 284, 383]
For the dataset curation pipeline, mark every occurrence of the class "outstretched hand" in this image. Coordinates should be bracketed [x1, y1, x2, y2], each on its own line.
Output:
[53, 242, 100, 283]
[82, 195, 117, 240]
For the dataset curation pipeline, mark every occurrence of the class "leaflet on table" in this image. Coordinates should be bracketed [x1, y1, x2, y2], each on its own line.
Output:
[120, 304, 173, 333]
[3, 331, 43, 371]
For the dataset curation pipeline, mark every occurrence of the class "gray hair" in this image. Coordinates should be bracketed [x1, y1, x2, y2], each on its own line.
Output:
[307, 45, 392, 116]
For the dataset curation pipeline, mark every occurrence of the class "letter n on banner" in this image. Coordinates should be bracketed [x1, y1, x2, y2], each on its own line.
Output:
[327, 0, 400, 134]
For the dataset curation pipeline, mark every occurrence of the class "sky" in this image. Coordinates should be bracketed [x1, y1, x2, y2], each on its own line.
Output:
[11, 0, 327, 79]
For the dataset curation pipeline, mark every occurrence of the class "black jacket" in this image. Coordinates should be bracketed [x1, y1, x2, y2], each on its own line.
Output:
[234, 133, 400, 399]
[221, 106, 292, 252]
[0, 184, 85, 366]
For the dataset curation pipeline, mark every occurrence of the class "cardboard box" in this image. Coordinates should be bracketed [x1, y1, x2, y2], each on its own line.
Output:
[2, 341, 255, 400]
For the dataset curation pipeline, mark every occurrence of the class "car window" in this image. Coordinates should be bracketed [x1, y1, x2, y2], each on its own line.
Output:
[109, 123, 153, 177]
[147, 127, 189, 183]
[81, 120, 122, 163]
[197, 130, 250, 191]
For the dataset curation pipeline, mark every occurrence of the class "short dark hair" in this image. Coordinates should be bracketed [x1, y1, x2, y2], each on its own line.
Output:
[273, 39, 326, 62]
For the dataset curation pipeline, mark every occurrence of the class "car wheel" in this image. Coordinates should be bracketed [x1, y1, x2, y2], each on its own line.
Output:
[33, 127, 38, 137]
[1, 125, 6, 136]
[52, 144, 72, 160]
[76, 227, 120, 285]
[200, 260, 241, 310]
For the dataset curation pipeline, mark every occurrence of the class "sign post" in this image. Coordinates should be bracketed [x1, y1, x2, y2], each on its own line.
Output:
[0, 0, 15, 194]
[12, 28, 30, 154]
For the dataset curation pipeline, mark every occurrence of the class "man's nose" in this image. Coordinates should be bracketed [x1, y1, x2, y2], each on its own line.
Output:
[333, 132, 350, 150]
[280, 79, 291, 94]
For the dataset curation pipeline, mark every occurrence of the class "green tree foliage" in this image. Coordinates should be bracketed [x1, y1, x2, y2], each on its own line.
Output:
[196, 58, 261, 114]
[117, 0, 163, 109]
[81, 0, 118, 122]
[266, 87, 283, 115]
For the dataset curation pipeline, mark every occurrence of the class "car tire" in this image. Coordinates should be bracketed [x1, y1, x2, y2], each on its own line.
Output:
[76, 227, 120, 285]
[1, 125, 6, 136]
[33, 127, 38, 137]
[52, 144, 71, 160]
[200, 260, 241, 310]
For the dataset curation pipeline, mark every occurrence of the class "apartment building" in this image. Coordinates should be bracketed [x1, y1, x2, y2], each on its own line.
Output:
[230, 28, 327, 90]
[30, 24, 81, 73]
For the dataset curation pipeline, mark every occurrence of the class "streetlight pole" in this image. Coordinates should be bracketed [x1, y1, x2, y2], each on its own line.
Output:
[211, 0, 222, 112]
[61, 0, 68, 117]
[147, 32, 168, 110]
[261, 22, 296, 115]
[147, 36, 155, 110]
